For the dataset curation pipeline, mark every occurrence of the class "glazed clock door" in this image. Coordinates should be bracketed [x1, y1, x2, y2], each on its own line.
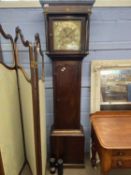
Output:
[47, 15, 87, 54]
[53, 61, 81, 129]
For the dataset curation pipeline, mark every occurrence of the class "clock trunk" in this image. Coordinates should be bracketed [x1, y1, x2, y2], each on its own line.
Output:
[53, 60, 81, 129]
[50, 57, 85, 165]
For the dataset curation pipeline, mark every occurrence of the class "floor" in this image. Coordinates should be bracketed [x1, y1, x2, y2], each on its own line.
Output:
[22, 157, 131, 175]
[46, 157, 131, 175]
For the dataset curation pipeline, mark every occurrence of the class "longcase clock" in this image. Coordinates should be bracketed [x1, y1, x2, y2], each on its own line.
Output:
[43, 1, 94, 165]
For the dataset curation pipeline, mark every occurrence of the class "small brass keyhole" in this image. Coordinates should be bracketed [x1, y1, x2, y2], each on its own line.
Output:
[61, 67, 66, 72]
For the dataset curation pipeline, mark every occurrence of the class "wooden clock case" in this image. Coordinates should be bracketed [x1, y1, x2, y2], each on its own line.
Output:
[43, 2, 94, 166]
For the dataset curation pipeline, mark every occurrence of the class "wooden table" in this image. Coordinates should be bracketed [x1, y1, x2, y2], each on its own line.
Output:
[91, 111, 131, 175]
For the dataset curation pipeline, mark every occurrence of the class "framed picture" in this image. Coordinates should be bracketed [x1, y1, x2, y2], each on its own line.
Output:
[91, 60, 131, 113]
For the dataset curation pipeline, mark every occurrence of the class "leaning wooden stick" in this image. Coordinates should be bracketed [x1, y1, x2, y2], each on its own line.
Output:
[0, 38, 3, 62]
[35, 33, 45, 81]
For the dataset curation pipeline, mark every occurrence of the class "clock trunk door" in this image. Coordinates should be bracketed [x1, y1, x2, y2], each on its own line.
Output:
[53, 61, 81, 129]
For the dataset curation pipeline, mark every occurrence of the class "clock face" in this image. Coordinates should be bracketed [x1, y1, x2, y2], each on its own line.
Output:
[53, 20, 82, 51]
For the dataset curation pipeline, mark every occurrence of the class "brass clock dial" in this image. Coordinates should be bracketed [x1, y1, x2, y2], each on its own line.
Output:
[53, 20, 81, 51]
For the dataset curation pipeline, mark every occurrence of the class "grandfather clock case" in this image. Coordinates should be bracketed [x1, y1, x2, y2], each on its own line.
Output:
[44, 2, 93, 165]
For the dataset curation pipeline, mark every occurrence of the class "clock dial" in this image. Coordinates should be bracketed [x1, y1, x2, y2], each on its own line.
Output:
[53, 20, 81, 51]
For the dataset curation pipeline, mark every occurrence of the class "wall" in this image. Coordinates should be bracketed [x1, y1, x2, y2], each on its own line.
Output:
[1, 7, 131, 153]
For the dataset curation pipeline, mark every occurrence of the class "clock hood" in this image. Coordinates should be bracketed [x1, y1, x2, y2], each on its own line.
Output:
[43, 0, 94, 57]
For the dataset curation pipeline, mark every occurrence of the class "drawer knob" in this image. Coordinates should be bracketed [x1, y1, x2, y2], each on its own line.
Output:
[117, 151, 124, 156]
[119, 152, 124, 156]
[117, 160, 123, 167]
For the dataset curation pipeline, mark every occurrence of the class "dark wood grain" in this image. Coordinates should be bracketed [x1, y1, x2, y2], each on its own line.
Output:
[0, 151, 5, 175]
[47, 15, 88, 54]
[51, 128, 85, 165]
[35, 33, 45, 80]
[50, 57, 85, 164]
[30, 45, 42, 175]
[53, 60, 81, 129]
[0, 24, 16, 68]
[44, 3, 93, 165]
[0, 41, 3, 62]
[0, 24, 13, 43]
[43, 4, 93, 14]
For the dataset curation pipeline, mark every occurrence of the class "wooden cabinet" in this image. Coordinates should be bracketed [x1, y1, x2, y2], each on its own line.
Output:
[91, 111, 131, 175]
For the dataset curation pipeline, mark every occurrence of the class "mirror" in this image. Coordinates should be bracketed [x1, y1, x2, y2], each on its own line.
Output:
[91, 60, 131, 113]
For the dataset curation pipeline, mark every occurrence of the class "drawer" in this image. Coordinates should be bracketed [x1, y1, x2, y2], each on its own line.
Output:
[112, 150, 131, 157]
[112, 158, 131, 168]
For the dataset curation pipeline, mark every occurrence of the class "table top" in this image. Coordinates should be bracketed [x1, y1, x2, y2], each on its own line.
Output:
[91, 111, 131, 149]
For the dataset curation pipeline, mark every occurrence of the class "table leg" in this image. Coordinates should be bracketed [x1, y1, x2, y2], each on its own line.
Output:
[101, 149, 111, 175]
[91, 141, 97, 166]
[91, 128, 97, 167]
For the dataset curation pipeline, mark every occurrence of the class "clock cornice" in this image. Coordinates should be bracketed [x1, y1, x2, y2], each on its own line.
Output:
[43, 2, 94, 15]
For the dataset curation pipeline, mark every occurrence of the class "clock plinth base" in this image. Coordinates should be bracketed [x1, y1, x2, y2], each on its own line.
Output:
[50, 126, 85, 165]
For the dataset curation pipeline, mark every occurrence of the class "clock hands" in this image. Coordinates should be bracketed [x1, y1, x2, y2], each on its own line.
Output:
[64, 28, 76, 38]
